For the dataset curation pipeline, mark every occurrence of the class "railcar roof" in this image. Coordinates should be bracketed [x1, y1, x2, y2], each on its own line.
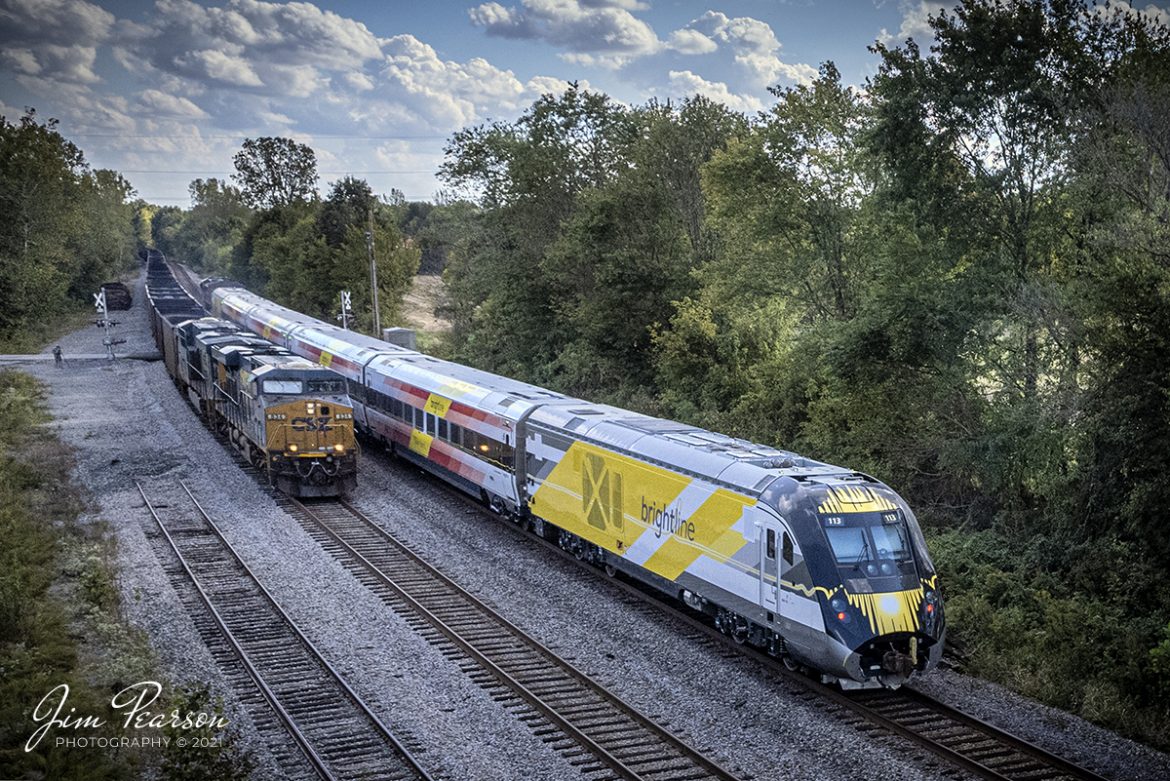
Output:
[212, 281, 859, 495]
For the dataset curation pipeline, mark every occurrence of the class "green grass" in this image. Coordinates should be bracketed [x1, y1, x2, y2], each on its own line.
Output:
[0, 370, 254, 779]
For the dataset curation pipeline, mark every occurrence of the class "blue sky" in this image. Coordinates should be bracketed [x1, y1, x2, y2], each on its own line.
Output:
[2, 0, 1167, 205]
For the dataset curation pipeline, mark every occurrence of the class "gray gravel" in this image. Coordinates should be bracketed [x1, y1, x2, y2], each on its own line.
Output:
[17, 270, 581, 780]
[16, 266, 1170, 780]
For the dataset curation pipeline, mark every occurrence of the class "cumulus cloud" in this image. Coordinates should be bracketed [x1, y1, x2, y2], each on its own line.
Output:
[1090, 0, 1170, 26]
[469, 0, 661, 60]
[667, 28, 718, 55]
[0, 0, 113, 83]
[137, 88, 208, 118]
[877, 1, 947, 46]
[175, 49, 264, 87]
[667, 69, 762, 113]
[677, 10, 815, 86]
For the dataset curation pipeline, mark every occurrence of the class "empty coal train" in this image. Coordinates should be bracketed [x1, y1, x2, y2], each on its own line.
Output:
[192, 271, 943, 688]
[144, 251, 357, 497]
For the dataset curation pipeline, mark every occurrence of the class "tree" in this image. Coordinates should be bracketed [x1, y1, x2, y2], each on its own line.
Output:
[317, 176, 375, 248]
[232, 137, 318, 209]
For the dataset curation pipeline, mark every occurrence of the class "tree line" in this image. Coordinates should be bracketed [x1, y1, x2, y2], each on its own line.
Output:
[0, 110, 138, 349]
[147, 136, 425, 334]
[436, 0, 1170, 747]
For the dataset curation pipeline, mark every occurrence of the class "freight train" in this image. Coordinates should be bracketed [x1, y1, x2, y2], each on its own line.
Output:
[145, 252, 358, 497]
[196, 272, 943, 688]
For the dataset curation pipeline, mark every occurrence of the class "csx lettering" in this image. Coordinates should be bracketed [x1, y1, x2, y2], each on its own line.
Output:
[290, 417, 334, 432]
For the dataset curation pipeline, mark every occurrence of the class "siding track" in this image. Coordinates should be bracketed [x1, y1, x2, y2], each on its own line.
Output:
[137, 479, 434, 781]
[278, 494, 748, 781]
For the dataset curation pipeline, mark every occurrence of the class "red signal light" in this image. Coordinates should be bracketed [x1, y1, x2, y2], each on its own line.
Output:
[836, 611, 846, 621]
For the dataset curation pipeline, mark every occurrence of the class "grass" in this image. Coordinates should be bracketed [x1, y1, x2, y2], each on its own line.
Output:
[0, 370, 254, 779]
[0, 305, 94, 354]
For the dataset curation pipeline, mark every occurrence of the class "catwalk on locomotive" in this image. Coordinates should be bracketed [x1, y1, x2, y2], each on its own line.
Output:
[145, 252, 358, 497]
[198, 268, 942, 688]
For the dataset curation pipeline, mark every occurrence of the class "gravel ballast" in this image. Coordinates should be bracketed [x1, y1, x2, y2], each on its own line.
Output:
[13, 266, 1170, 780]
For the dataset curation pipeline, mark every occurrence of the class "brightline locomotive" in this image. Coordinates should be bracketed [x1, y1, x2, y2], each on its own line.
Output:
[208, 283, 944, 688]
[145, 254, 358, 497]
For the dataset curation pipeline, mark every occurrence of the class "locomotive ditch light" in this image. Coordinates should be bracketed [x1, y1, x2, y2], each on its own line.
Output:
[288, 444, 299, 453]
[334, 444, 344, 453]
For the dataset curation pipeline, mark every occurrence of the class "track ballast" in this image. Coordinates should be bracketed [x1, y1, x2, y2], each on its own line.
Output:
[137, 479, 433, 781]
[277, 493, 748, 781]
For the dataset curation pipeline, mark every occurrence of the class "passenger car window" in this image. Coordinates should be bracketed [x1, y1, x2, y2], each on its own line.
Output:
[782, 532, 794, 565]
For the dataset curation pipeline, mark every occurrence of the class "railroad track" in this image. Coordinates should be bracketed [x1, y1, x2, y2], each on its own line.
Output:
[372, 454, 1113, 781]
[276, 493, 748, 781]
[137, 479, 434, 781]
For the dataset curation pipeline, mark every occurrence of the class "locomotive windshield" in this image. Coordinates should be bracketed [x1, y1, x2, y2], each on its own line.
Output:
[262, 379, 302, 395]
[822, 511, 917, 580]
[307, 378, 345, 394]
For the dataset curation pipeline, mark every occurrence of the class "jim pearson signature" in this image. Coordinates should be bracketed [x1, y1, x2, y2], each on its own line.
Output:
[26, 681, 228, 752]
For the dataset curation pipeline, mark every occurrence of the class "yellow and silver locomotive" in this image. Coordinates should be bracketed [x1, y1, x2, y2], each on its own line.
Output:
[146, 253, 358, 497]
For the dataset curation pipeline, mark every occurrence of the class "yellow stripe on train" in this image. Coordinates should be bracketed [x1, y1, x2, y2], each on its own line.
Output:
[531, 440, 754, 582]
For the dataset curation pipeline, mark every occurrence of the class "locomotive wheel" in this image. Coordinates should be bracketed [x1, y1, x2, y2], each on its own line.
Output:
[604, 564, 617, 577]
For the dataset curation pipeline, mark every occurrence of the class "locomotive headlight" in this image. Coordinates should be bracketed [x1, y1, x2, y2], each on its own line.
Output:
[830, 596, 850, 623]
[334, 444, 344, 453]
[306, 402, 316, 414]
[924, 590, 938, 615]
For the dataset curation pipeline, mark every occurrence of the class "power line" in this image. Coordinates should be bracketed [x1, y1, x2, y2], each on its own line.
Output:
[66, 132, 448, 140]
[120, 169, 438, 175]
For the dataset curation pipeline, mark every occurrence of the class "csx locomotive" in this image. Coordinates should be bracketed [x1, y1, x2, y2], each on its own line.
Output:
[204, 278, 943, 688]
[145, 253, 357, 497]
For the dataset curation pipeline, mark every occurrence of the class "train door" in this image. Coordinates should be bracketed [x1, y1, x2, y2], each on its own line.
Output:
[758, 517, 781, 615]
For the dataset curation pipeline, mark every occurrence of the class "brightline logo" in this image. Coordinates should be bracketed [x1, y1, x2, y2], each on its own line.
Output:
[641, 497, 695, 541]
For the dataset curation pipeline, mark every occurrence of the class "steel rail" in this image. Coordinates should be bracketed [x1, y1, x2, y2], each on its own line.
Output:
[375, 454, 1114, 781]
[137, 479, 433, 781]
[282, 494, 746, 781]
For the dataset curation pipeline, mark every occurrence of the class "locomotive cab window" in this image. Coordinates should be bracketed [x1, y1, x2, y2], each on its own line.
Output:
[307, 378, 344, 394]
[262, 379, 302, 395]
[782, 532, 794, 565]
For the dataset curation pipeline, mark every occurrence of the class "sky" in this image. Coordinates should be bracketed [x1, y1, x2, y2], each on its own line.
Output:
[2, 0, 1167, 206]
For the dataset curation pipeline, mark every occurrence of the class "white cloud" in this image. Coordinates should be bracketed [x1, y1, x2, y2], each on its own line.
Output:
[1090, 1, 1170, 26]
[470, 0, 661, 60]
[344, 71, 375, 91]
[137, 88, 208, 118]
[667, 70, 763, 113]
[667, 28, 718, 55]
[877, 1, 946, 46]
[0, 0, 113, 83]
[176, 49, 264, 87]
[679, 10, 815, 86]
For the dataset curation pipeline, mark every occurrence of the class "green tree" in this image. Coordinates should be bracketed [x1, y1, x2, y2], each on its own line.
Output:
[232, 136, 318, 209]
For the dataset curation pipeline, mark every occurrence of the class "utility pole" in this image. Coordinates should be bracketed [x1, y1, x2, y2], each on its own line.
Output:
[366, 208, 381, 338]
